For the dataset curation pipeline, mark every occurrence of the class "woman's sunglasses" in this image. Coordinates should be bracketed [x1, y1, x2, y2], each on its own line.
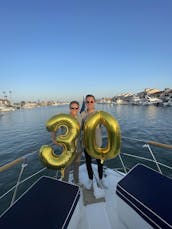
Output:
[70, 107, 79, 110]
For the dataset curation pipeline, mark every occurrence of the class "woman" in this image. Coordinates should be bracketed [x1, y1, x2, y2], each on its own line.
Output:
[51, 101, 82, 184]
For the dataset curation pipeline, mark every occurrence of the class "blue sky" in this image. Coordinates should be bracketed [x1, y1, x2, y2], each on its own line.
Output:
[0, 0, 172, 102]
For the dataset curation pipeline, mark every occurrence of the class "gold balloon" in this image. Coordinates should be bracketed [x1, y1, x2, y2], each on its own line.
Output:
[39, 114, 80, 170]
[83, 111, 121, 162]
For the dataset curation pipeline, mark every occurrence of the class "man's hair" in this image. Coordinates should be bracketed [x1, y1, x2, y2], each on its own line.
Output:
[85, 94, 95, 101]
[69, 100, 80, 108]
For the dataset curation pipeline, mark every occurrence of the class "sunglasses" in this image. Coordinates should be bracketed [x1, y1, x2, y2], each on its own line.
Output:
[70, 107, 79, 110]
[86, 101, 94, 103]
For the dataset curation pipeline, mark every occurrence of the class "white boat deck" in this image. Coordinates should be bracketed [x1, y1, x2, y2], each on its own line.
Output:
[75, 164, 126, 229]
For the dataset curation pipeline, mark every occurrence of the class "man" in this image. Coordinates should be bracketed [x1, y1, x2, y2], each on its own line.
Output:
[81, 94, 106, 189]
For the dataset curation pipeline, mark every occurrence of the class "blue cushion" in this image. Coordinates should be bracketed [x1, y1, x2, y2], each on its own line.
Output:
[116, 164, 172, 229]
[0, 176, 80, 229]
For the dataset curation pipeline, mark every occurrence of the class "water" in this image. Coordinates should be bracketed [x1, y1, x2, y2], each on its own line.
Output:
[0, 104, 172, 172]
[0, 104, 172, 213]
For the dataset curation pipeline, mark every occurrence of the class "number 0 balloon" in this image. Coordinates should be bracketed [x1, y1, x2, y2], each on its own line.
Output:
[83, 111, 121, 163]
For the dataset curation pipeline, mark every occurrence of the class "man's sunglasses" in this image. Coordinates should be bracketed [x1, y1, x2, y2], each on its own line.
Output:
[70, 107, 79, 110]
[86, 101, 94, 103]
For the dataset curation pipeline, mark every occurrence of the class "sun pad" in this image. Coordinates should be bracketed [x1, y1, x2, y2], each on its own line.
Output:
[116, 164, 172, 229]
[0, 176, 80, 229]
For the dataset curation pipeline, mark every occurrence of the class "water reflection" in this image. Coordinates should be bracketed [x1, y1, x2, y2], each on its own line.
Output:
[143, 105, 159, 120]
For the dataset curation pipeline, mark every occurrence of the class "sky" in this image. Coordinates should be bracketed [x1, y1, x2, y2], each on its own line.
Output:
[0, 0, 172, 102]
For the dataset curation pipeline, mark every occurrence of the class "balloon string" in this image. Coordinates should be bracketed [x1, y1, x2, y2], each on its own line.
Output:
[61, 168, 65, 178]
[100, 159, 104, 164]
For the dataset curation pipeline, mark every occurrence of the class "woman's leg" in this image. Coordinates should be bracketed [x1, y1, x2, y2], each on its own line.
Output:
[63, 166, 70, 182]
[73, 152, 82, 183]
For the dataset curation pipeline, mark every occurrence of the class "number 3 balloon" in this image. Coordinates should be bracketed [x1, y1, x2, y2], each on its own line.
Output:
[39, 114, 80, 171]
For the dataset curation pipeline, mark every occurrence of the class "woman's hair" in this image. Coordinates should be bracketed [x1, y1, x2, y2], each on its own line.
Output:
[69, 100, 80, 108]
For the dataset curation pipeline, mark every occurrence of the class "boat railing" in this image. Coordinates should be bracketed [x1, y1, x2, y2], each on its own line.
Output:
[119, 136, 172, 175]
[0, 137, 172, 215]
[122, 136, 172, 149]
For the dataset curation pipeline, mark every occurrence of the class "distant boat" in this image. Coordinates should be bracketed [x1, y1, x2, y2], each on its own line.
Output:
[116, 98, 129, 105]
[130, 95, 142, 105]
[142, 95, 163, 106]
[0, 105, 15, 112]
[163, 97, 172, 106]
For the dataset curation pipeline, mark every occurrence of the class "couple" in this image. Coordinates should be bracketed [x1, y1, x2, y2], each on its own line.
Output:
[52, 94, 106, 189]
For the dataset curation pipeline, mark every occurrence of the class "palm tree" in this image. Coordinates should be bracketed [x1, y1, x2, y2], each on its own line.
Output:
[2, 91, 6, 99]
